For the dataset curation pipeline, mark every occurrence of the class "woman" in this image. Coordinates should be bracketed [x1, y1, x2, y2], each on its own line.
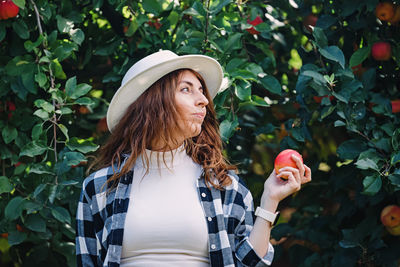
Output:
[76, 50, 311, 267]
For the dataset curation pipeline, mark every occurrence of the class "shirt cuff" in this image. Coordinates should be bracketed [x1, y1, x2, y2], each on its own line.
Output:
[236, 236, 274, 266]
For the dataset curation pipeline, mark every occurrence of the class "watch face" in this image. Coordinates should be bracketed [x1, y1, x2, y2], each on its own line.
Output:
[273, 212, 280, 226]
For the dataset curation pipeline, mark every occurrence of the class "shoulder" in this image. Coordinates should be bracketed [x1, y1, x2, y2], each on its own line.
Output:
[81, 166, 115, 199]
[224, 170, 253, 205]
[226, 170, 251, 194]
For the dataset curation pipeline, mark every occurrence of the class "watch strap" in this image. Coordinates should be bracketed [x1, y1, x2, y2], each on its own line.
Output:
[255, 207, 280, 226]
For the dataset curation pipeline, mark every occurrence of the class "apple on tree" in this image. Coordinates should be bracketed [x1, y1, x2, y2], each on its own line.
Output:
[246, 15, 263, 35]
[0, 0, 19, 20]
[303, 14, 318, 33]
[380, 205, 400, 236]
[375, 2, 395, 21]
[371, 41, 392, 61]
[274, 149, 303, 180]
[391, 100, 400, 113]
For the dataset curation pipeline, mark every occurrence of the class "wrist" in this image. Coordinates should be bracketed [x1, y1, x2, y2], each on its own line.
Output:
[260, 194, 279, 213]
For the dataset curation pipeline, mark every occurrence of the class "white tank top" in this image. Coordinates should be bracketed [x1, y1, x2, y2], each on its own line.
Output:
[120, 146, 210, 267]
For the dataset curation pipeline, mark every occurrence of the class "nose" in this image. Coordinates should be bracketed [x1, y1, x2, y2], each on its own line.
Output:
[196, 91, 209, 107]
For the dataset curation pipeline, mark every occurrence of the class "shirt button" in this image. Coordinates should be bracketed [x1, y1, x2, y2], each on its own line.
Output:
[201, 193, 206, 198]
[211, 244, 216, 250]
[207, 217, 212, 221]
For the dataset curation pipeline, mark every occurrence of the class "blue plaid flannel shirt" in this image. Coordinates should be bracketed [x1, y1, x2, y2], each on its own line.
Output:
[76, 163, 274, 267]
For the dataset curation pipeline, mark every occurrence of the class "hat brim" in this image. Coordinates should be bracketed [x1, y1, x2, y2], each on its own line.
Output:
[106, 54, 223, 132]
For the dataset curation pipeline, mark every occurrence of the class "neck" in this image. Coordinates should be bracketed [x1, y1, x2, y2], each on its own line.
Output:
[137, 143, 187, 169]
[149, 137, 185, 152]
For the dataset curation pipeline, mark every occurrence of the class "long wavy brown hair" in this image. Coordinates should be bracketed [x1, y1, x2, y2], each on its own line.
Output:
[92, 68, 236, 191]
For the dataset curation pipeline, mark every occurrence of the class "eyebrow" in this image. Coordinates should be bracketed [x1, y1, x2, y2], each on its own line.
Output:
[179, 80, 203, 89]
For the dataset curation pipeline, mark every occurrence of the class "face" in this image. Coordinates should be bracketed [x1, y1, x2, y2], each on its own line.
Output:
[174, 70, 209, 140]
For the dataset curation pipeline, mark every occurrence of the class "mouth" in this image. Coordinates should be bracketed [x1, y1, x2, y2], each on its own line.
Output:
[192, 112, 206, 119]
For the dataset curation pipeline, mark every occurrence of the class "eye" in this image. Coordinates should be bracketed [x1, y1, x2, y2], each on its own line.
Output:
[181, 87, 190, 92]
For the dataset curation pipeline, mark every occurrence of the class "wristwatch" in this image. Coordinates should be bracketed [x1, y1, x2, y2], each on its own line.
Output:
[255, 207, 280, 226]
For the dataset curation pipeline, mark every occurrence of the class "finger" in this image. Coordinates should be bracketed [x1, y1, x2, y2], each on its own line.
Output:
[303, 164, 312, 183]
[277, 171, 301, 192]
[291, 154, 305, 176]
[278, 166, 301, 183]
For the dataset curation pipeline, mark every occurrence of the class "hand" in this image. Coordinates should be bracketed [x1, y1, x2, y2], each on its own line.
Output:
[261, 154, 312, 209]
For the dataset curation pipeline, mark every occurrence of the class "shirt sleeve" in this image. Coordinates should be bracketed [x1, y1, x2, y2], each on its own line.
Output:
[76, 184, 97, 267]
[234, 190, 274, 266]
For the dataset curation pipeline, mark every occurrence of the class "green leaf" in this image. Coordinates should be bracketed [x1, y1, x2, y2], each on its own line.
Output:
[35, 72, 47, 87]
[125, 16, 139, 37]
[59, 107, 73, 115]
[12, 20, 29, 39]
[5, 196, 25, 220]
[234, 80, 251, 101]
[392, 128, 400, 150]
[57, 124, 69, 140]
[355, 157, 379, 171]
[50, 59, 66, 79]
[29, 164, 54, 175]
[75, 97, 95, 106]
[25, 214, 46, 232]
[5, 56, 34, 76]
[2, 125, 18, 144]
[33, 109, 50, 120]
[339, 240, 359, 248]
[48, 184, 57, 204]
[219, 118, 239, 142]
[0, 176, 13, 194]
[66, 137, 99, 153]
[142, 0, 163, 16]
[31, 124, 43, 140]
[260, 75, 282, 95]
[19, 140, 47, 157]
[337, 139, 368, 160]
[56, 15, 74, 33]
[349, 46, 371, 67]
[319, 46, 345, 69]
[362, 175, 382, 195]
[24, 35, 44, 52]
[63, 152, 86, 166]
[33, 184, 47, 198]
[66, 77, 91, 99]
[70, 28, 85, 45]
[224, 32, 243, 53]
[34, 99, 54, 113]
[12, 0, 25, 8]
[388, 174, 400, 186]
[302, 70, 327, 86]
[392, 152, 400, 165]
[8, 230, 27, 246]
[51, 206, 71, 224]
[312, 27, 328, 48]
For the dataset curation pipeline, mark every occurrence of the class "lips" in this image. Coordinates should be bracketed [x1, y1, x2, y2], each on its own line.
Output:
[192, 112, 206, 119]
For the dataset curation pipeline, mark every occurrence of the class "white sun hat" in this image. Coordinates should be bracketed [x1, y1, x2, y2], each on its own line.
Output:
[106, 50, 224, 132]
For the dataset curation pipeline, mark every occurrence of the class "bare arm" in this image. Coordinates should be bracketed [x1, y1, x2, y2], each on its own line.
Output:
[249, 155, 312, 258]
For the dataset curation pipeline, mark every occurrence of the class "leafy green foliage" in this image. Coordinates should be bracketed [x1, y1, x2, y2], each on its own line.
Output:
[0, 0, 399, 266]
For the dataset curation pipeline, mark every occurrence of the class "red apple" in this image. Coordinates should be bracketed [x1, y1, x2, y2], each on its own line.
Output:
[371, 42, 392, 61]
[380, 205, 400, 227]
[246, 16, 263, 35]
[303, 14, 318, 33]
[375, 2, 395, 21]
[313, 95, 334, 103]
[386, 224, 400, 236]
[96, 117, 108, 133]
[0, 0, 19, 20]
[274, 149, 303, 180]
[391, 100, 400, 113]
